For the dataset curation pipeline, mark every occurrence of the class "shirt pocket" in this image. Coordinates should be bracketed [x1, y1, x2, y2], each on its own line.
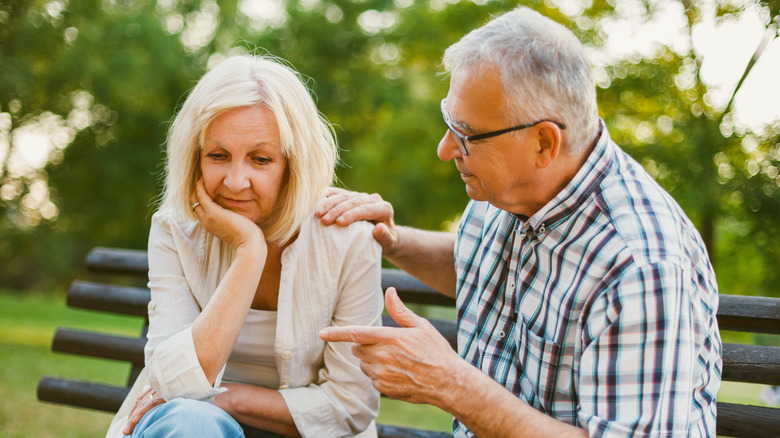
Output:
[515, 319, 563, 414]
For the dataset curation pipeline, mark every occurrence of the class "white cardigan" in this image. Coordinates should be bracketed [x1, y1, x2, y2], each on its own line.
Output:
[106, 211, 383, 437]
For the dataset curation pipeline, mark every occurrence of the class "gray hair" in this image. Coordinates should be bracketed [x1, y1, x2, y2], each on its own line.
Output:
[159, 54, 338, 244]
[443, 6, 599, 154]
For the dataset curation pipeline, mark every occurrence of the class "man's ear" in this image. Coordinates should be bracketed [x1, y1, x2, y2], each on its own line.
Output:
[534, 122, 563, 169]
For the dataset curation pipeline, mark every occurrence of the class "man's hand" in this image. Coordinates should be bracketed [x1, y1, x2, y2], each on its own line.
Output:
[319, 287, 461, 405]
[316, 188, 398, 255]
[122, 386, 166, 435]
[322, 288, 589, 438]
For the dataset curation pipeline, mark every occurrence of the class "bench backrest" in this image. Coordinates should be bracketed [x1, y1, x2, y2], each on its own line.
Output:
[38, 247, 780, 437]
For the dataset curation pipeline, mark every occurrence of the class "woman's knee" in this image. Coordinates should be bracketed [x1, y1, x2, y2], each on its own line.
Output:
[133, 398, 243, 437]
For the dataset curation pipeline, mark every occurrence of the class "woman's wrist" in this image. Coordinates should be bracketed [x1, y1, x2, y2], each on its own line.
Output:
[233, 231, 266, 258]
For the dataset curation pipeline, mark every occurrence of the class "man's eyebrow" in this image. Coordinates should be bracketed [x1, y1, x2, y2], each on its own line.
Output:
[452, 118, 477, 135]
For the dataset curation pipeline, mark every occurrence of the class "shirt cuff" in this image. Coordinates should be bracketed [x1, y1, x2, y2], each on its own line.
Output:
[147, 326, 227, 401]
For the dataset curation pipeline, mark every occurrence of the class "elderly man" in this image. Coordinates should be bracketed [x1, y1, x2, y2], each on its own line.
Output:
[318, 6, 721, 438]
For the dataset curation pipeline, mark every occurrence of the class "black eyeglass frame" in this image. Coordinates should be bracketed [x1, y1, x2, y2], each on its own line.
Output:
[440, 98, 567, 156]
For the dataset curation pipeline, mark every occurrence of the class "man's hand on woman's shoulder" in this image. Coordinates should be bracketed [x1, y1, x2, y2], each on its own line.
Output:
[316, 187, 399, 255]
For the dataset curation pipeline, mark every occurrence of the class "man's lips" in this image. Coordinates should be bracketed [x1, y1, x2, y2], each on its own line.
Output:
[456, 166, 473, 180]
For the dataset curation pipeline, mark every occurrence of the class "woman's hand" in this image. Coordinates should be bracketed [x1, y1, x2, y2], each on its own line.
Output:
[122, 386, 166, 435]
[213, 383, 301, 437]
[190, 179, 265, 252]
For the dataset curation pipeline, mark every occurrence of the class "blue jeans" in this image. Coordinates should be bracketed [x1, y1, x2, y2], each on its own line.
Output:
[130, 398, 285, 438]
[131, 398, 244, 438]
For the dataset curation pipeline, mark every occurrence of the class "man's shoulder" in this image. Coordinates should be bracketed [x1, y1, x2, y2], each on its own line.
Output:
[591, 151, 703, 265]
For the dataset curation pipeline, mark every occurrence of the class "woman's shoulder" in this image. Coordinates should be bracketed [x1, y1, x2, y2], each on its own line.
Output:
[297, 215, 381, 270]
[308, 213, 373, 237]
[301, 214, 377, 251]
[150, 209, 205, 243]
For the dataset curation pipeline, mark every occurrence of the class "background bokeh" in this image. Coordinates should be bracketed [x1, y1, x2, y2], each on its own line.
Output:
[2, 0, 780, 436]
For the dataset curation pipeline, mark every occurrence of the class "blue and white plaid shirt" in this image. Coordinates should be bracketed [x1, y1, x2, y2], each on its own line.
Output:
[453, 122, 721, 437]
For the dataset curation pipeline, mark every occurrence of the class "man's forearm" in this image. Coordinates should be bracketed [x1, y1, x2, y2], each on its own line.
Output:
[438, 361, 588, 438]
[384, 226, 457, 297]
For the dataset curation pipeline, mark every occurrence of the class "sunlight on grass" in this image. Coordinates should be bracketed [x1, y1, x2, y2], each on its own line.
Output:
[377, 398, 453, 431]
[718, 380, 774, 406]
[0, 290, 144, 437]
[1, 342, 127, 438]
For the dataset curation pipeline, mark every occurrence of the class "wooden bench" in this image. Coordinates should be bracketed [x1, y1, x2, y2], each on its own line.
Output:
[37, 247, 780, 437]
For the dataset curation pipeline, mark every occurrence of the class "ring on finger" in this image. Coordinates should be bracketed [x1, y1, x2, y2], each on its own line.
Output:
[191, 201, 201, 211]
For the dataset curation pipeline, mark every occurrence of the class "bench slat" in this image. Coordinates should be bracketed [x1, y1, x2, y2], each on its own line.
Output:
[381, 270, 455, 307]
[718, 295, 780, 335]
[37, 376, 128, 412]
[68, 280, 150, 316]
[375, 425, 452, 438]
[722, 343, 780, 386]
[86, 247, 148, 275]
[717, 402, 780, 437]
[53, 328, 145, 365]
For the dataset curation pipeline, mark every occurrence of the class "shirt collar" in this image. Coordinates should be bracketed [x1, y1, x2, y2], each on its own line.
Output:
[524, 119, 614, 231]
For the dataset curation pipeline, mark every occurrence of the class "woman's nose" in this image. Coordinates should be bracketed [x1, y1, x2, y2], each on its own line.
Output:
[223, 162, 251, 192]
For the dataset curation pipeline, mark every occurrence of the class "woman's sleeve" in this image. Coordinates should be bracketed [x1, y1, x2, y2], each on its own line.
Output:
[145, 213, 227, 401]
[280, 226, 384, 437]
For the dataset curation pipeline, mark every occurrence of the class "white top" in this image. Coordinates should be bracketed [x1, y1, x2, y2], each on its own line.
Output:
[224, 309, 279, 388]
[106, 210, 383, 438]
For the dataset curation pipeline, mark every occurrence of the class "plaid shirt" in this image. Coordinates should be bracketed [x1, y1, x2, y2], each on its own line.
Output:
[453, 123, 721, 437]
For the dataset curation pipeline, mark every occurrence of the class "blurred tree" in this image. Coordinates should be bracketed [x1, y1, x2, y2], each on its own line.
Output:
[1, 0, 779, 298]
[0, 0, 200, 289]
[597, 0, 780, 295]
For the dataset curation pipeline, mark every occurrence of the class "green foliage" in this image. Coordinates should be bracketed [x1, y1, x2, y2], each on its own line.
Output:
[1, 0, 780, 297]
[596, 2, 780, 295]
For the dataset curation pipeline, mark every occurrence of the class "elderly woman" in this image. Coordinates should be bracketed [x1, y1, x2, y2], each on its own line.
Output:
[105, 55, 383, 438]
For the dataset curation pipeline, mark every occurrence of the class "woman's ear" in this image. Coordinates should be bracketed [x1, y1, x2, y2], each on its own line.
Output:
[534, 122, 563, 169]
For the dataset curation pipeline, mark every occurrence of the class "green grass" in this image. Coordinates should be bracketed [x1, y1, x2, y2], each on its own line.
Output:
[1, 289, 774, 436]
[0, 290, 144, 437]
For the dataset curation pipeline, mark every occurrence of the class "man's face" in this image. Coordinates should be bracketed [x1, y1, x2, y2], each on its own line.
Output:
[437, 66, 540, 215]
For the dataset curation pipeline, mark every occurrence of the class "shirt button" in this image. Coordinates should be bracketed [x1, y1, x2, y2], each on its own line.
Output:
[279, 382, 289, 389]
[281, 351, 292, 360]
[147, 301, 156, 311]
[498, 331, 505, 339]
[509, 282, 515, 289]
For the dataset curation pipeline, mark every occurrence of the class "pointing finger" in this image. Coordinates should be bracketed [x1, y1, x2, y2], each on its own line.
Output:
[319, 325, 391, 345]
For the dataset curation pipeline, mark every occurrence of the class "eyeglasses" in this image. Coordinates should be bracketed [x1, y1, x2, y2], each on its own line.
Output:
[440, 98, 566, 156]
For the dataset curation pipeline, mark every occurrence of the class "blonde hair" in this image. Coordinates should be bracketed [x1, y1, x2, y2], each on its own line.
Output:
[159, 54, 338, 244]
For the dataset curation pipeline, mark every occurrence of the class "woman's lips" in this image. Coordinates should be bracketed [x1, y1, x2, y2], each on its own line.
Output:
[218, 196, 252, 209]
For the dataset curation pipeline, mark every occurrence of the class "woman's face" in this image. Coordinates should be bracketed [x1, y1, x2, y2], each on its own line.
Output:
[200, 105, 287, 229]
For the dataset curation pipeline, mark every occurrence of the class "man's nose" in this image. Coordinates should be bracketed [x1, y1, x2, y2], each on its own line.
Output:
[437, 129, 463, 162]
